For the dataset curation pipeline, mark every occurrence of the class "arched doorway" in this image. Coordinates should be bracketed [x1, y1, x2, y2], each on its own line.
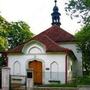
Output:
[28, 60, 42, 85]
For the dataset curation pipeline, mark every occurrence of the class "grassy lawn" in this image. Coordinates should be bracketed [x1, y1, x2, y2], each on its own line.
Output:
[39, 83, 77, 87]
[38, 76, 90, 87]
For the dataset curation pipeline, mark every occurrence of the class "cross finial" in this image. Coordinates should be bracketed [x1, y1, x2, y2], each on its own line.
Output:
[55, 0, 57, 6]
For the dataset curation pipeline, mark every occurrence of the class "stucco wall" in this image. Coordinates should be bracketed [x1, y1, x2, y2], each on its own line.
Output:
[7, 41, 75, 84]
[60, 43, 82, 76]
[8, 53, 66, 84]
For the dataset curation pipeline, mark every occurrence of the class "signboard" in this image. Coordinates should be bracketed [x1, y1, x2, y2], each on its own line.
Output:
[27, 72, 32, 78]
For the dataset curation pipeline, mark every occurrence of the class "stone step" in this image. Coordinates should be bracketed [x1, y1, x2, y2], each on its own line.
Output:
[10, 83, 26, 90]
[11, 86, 26, 90]
[11, 88, 25, 90]
[11, 83, 22, 87]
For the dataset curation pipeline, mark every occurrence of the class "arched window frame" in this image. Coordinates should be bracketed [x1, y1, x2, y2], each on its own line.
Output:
[50, 61, 59, 80]
[13, 61, 21, 75]
[28, 46, 42, 54]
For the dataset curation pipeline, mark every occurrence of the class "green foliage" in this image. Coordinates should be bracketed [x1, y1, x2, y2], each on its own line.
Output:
[0, 37, 8, 51]
[65, 0, 90, 24]
[0, 15, 34, 51]
[39, 76, 90, 87]
[38, 83, 77, 87]
[0, 16, 9, 51]
[0, 15, 10, 37]
[75, 24, 90, 75]
[73, 76, 90, 85]
[8, 21, 33, 48]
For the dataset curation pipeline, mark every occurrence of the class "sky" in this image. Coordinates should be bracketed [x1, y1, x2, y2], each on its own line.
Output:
[0, 0, 82, 35]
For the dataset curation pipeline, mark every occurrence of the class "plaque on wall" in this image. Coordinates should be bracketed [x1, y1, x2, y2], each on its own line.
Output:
[27, 72, 32, 78]
[46, 68, 49, 70]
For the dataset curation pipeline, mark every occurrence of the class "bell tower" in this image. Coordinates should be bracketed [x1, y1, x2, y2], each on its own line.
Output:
[51, 0, 61, 26]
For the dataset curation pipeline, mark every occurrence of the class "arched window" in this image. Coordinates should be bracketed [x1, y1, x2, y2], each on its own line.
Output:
[50, 61, 58, 80]
[13, 61, 21, 75]
[29, 47, 42, 54]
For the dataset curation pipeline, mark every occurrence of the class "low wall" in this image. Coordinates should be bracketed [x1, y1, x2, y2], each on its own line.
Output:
[28, 86, 90, 90]
[32, 87, 77, 90]
[2, 86, 90, 90]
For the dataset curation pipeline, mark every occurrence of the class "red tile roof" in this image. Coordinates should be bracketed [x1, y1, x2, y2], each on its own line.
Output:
[8, 25, 74, 53]
[34, 35, 71, 52]
[8, 44, 24, 53]
[8, 35, 71, 53]
[38, 25, 75, 42]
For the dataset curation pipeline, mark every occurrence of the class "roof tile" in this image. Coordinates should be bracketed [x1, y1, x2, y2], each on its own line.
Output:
[38, 25, 75, 42]
[8, 25, 74, 53]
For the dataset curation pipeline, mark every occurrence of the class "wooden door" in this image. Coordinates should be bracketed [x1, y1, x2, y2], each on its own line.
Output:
[29, 60, 42, 85]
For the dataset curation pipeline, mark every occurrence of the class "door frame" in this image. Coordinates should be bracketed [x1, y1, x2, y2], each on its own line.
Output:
[26, 59, 45, 84]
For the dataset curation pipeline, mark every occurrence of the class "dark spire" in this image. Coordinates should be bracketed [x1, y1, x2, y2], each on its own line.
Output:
[51, 0, 61, 26]
[55, 0, 57, 6]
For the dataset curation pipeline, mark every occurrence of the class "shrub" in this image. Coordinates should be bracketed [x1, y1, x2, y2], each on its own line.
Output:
[72, 76, 90, 85]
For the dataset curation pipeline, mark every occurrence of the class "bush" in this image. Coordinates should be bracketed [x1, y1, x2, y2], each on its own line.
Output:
[73, 76, 90, 85]
[38, 76, 90, 87]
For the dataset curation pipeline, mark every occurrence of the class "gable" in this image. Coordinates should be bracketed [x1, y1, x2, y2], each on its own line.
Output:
[22, 40, 46, 54]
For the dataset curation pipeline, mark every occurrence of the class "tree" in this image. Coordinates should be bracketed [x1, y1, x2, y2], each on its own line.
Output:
[0, 15, 9, 51]
[0, 15, 33, 67]
[65, 0, 90, 75]
[0, 37, 8, 51]
[0, 15, 10, 36]
[65, 0, 90, 24]
[75, 24, 90, 75]
[0, 15, 34, 50]
[8, 21, 33, 48]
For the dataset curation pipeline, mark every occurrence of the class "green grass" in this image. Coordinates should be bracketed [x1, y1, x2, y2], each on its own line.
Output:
[38, 76, 90, 87]
[38, 83, 77, 87]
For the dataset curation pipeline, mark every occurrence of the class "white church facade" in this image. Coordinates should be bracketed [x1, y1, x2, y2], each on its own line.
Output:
[7, 0, 82, 85]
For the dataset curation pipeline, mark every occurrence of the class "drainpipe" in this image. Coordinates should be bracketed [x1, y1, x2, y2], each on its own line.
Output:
[65, 54, 67, 84]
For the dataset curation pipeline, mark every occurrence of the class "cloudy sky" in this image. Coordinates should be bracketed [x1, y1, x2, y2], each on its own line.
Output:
[0, 0, 81, 35]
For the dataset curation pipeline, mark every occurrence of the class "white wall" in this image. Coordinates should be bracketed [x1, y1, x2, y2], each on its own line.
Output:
[8, 41, 67, 84]
[60, 43, 82, 76]
[8, 53, 66, 84]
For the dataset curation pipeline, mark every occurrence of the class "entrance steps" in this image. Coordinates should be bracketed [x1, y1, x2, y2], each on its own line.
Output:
[10, 83, 26, 90]
[10, 75, 26, 90]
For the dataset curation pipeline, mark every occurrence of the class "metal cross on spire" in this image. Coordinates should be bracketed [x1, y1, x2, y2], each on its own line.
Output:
[54, 0, 57, 6]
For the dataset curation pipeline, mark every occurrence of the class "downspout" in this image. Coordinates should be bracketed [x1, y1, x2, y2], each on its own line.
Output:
[65, 53, 67, 84]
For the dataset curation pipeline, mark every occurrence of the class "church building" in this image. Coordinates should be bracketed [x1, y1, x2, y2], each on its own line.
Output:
[7, 0, 82, 85]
